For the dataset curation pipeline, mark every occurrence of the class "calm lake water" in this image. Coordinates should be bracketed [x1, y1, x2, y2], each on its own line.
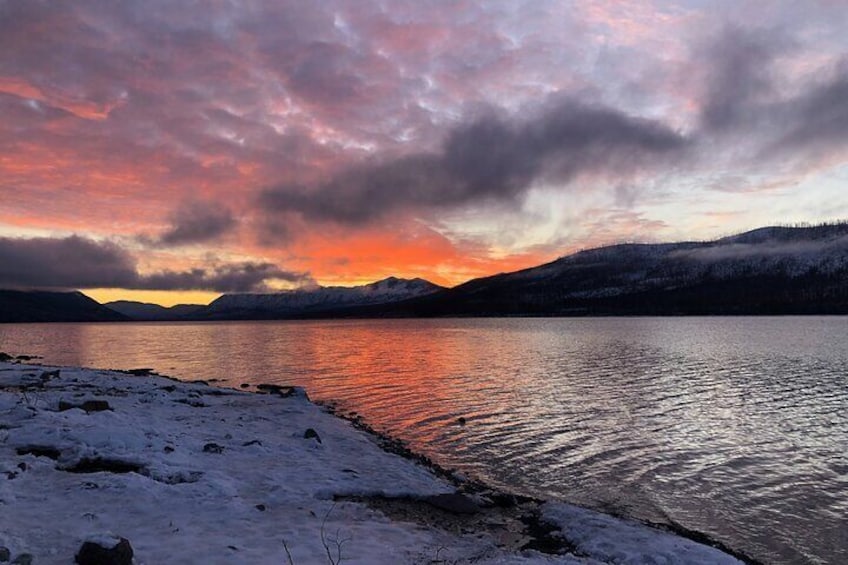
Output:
[1, 317, 846, 564]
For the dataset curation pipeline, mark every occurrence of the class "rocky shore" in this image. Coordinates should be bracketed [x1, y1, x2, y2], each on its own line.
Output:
[0, 358, 745, 564]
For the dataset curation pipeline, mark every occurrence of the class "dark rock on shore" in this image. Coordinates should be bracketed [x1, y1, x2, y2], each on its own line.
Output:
[16, 446, 61, 460]
[62, 458, 144, 474]
[75, 537, 133, 565]
[422, 493, 480, 514]
[203, 443, 224, 454]
[256, 383, 296, 397]
[40, 370, 60, 381]
[122, 368, 155, 377]
[58, 400, 112, 413]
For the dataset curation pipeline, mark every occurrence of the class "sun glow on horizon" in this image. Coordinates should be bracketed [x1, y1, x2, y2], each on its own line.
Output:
[84, 289, 222, 308]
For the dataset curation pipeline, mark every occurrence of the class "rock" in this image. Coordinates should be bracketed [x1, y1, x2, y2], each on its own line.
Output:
[125, 368, 154, 376]
[0, 352, 12, 362]
[256, 383, 297, 397]
[255, 504, 266, 511]
[163, 446, 175, 453]
[0, 546, 9, 562]
[422, 493, 480, 514]
[203, 442, 224, 454]
[75, 537, 133, 565]
[174, 398, 209, 408]
[175, 398, 207, 407]
[242, 439, 261, 447]
[239, 383, 250, 389]
[58, 400, 112, 413]
[16, 446, 61, 460]
[303, 428, 322, 443]
[81, 400, 111, 413]
[63, 458, 144, 474]
[39, 369, 60, 381]
[11, 555, 32, 565]
[489, 492, 519, 508]
[457, 416, 467, 425]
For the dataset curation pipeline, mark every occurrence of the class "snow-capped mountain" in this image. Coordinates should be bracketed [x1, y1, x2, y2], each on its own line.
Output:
[199, 276, 444, 319]
[377, 223, 848, 316]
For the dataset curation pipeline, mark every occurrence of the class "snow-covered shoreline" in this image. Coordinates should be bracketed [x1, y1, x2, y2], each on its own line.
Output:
[1, 360, 745, 564]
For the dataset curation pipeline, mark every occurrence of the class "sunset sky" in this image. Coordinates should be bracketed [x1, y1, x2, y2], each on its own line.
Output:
[2, 1, 848, 305]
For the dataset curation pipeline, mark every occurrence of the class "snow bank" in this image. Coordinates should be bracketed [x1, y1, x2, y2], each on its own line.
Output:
[541, 503, 742, 565]
[0, 361, 744, 564]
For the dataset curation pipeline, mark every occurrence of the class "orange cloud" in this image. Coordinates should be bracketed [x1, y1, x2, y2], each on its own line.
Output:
[272, 220, 552, 288]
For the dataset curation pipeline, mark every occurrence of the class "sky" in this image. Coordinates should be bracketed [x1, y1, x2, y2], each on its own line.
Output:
[2, 0, 848, 306]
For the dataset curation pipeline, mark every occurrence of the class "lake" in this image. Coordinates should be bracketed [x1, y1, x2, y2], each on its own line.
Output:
[1, 317, 846, 564]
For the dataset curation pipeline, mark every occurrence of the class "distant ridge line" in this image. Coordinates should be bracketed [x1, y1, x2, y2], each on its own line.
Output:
[3, 223, 848, 321]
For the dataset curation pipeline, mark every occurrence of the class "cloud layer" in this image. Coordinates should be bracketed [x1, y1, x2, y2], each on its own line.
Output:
[1, 1, 848, 292]
[0, 236, 307, 292]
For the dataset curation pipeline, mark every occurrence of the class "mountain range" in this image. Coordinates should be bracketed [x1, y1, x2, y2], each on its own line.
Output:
[103, 301, 205, 321]
[2, 223, 847, 322]
[104, 277, 444, 321]
[359, 223, 848, 317]
[0, 290, 128, 323]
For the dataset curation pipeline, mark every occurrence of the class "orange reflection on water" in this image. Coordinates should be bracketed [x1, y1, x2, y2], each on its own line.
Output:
[280, 320, 546, 448]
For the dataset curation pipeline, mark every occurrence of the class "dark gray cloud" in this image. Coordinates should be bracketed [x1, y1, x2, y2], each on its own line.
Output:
[0, 236, 308, 292]
[767, 66, 848, 157]
[136, 262, 307, 292]
[156, 201, 237, 246]
[698, 27, 848, 160]
[0, 235, 137, 289]
[261, 98, 688, 224]
[699, 27, 791, 132]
